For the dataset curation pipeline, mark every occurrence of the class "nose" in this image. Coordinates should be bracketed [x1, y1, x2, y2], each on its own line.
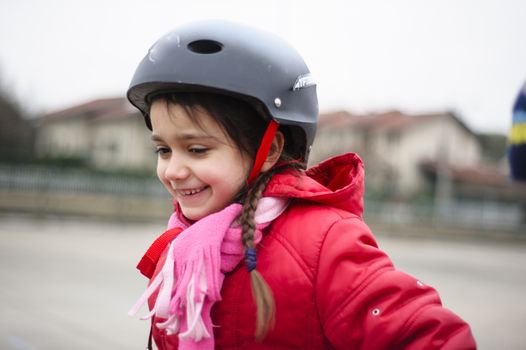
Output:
[164, 156, 191, 180]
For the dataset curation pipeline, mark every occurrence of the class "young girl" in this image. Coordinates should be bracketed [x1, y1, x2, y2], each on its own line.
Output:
[127, 20, 476, 349]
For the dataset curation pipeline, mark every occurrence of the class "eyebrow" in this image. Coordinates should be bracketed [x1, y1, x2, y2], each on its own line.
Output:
[150, 133, 218, 142]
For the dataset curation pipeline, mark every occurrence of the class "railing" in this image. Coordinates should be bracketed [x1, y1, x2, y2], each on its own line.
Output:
[0, 164, 171, 221]
[0, 164, 166, 196]
[1, 164, 524, 236]
[364, 197, 525, 237]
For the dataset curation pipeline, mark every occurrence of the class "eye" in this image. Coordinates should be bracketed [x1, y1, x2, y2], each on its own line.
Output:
[155, 146, 170, 155]
[188, 146, 208, 154]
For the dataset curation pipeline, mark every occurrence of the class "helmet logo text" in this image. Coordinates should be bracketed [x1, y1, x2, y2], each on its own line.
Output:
[292, 73, 316, 91]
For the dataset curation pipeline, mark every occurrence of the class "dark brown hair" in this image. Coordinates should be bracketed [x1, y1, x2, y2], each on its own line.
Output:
[151, 92, 304, 340]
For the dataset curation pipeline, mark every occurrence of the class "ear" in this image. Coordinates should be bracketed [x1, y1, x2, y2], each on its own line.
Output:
[261, 131, 285, 172]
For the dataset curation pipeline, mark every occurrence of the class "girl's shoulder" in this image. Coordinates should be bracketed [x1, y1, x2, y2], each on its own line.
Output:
[268, 201, 376, 271]
[278, 200, 364, 233]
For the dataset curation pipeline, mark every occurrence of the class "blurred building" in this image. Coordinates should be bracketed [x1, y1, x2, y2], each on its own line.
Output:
[35, 97, 154, 171]
[35, 99, 518, 202]
[310, 110, 482, 196]
[311, 110, 526, 229]
[22, 98, 526, 228]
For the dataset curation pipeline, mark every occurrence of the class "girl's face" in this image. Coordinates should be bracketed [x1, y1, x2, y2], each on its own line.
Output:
[150, 99, 251, 221]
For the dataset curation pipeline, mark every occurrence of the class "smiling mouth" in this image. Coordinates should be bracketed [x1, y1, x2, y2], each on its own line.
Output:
[177, 186, 208, 196]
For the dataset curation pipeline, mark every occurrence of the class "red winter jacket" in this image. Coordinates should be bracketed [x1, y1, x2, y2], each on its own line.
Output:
[144, 153, 476, 349]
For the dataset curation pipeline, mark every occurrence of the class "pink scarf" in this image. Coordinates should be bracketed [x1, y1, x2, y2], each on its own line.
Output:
[128, 197, 288, 350]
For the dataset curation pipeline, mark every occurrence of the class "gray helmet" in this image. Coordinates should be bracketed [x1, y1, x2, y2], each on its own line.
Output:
[127, 20, 318, 161]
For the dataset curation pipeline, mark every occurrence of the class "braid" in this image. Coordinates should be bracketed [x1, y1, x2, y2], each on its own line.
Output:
[240, 162, 303, 341]
[241, 169, 275, 341]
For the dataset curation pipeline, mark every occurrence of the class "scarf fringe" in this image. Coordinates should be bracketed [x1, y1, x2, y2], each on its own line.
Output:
[129, 243, 222, 341]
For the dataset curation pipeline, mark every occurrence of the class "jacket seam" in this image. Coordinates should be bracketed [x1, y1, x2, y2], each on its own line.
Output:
[271, 208, 358, 349]
[397, 303, 471, 347]
[441, 323, 472, 347]
[327, 266, 393, 335]
[270, 232, 316, 282]
[233, 269, 245, 349]
[275, 207, 359, 284]
[312, 216, 361, 328]
[398, 299, 436, 339]
[312, 216, 342, 304]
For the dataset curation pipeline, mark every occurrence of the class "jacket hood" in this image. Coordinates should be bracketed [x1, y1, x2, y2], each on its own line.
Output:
[264, 153, 365, 217]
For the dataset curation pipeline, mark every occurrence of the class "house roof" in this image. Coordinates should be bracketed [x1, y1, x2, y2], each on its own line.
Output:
[317, 110, 364, 128]
[421, 160, 526, 200]
[319, 109, 476, 137]
[40, 97, 138, 123]
[421, 160, 506, 186]
[41, 98, 477, 140]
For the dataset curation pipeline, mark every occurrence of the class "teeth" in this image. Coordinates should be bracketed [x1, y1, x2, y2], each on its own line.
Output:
[178, 187, 205, 196]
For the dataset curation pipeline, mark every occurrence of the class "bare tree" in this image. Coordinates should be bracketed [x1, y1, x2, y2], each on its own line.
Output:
[0, 74, 35, 162]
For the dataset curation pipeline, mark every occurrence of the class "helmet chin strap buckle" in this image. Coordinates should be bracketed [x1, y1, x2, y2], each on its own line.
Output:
[246, 120, 280, 185]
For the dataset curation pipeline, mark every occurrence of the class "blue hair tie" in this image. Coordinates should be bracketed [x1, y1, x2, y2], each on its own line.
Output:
[245, 248, 257, 272]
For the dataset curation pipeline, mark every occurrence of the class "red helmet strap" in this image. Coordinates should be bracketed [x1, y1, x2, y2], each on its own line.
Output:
[246, 120, 280, 185]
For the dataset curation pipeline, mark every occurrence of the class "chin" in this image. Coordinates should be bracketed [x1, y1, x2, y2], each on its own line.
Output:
[180, 209, 207, 222]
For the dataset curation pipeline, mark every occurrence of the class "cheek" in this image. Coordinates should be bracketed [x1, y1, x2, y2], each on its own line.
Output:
[218, 157, 250, 192]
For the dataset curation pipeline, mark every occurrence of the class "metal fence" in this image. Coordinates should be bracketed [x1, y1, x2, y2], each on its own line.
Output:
[364, 198, 524, 235]
[1, 164, 524, 235]
[0, 165, 171, 221]
[0, 164, 166, 196]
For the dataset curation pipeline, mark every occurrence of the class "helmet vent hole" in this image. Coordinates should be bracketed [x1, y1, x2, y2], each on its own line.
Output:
[187, 40, 223, 54]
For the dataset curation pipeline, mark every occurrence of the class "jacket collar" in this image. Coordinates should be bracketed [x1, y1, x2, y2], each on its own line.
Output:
[264, 153, 364, 218]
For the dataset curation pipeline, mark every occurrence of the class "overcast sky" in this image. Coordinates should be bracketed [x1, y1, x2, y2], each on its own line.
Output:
[1, 0, 525, 134]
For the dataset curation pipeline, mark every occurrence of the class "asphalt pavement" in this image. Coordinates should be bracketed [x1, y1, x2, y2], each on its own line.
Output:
[0, 215, 524, 349]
